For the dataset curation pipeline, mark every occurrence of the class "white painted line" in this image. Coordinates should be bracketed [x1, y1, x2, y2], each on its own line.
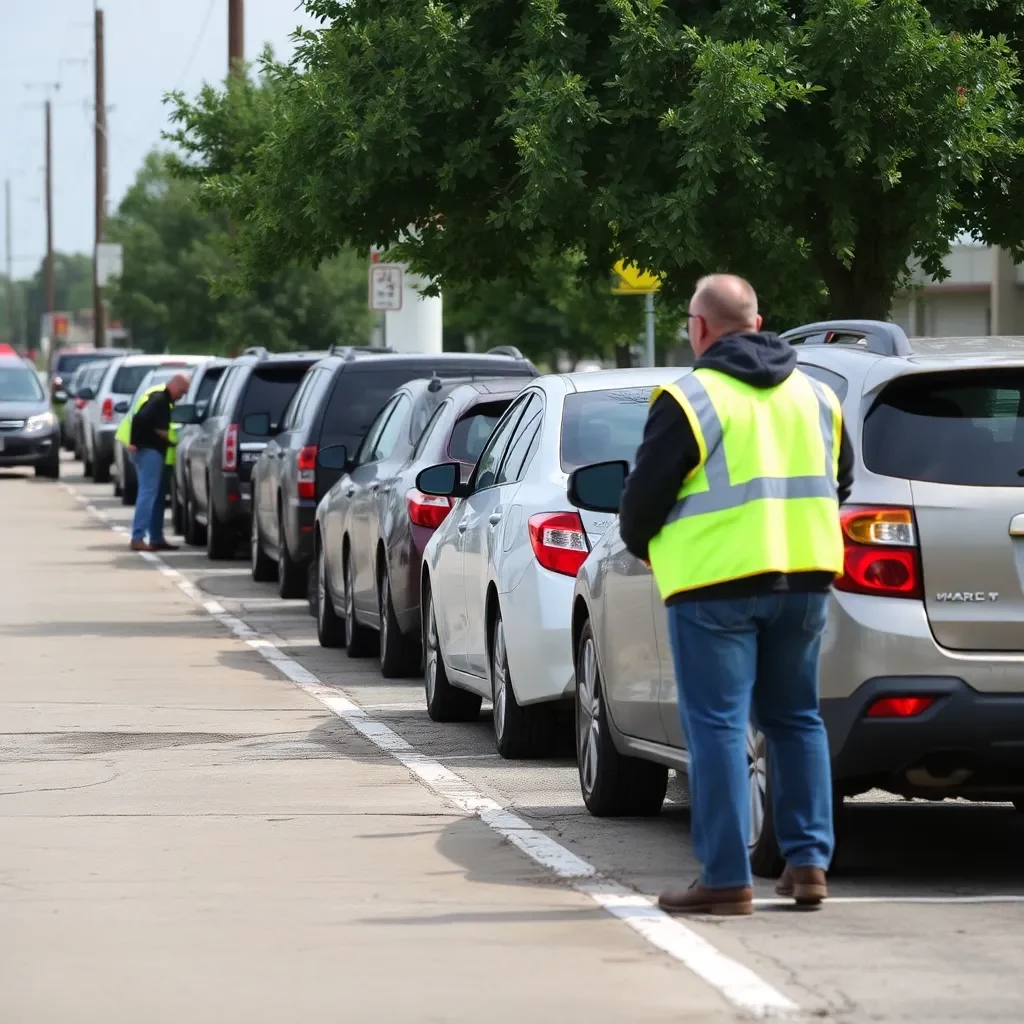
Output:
[755, 895, 1024, 907]
[64, 482, 800, 1019]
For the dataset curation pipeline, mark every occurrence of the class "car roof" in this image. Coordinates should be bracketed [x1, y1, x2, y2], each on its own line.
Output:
[117, 353, 206, 367]
[0, 355, 34, 369]
[558, 366, 687, 393]
[322, 351, 537, 373]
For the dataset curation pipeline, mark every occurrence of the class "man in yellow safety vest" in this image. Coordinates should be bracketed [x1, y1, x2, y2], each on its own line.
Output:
[125, 373, 191, 552]
[619, 275, 853, 916]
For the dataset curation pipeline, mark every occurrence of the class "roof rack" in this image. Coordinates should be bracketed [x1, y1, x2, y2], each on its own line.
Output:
[485, 345, 525, 360]
[242, 346, 269, 359]
[780, 320, 911, 357]
[328, 343, 397, 360]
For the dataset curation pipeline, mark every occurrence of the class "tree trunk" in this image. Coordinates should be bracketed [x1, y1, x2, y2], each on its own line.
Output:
[614, 343, 632, 368]
[819, 252, 897, 322]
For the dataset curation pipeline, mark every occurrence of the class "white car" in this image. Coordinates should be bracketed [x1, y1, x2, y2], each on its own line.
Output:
[417, 367, 683, 758]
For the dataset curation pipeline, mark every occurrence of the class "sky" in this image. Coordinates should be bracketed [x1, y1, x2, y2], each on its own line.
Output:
[1, 0, 318, 281]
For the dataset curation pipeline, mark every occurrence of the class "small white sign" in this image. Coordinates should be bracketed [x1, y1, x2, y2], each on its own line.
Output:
[96, 242, 124, 287]
[369, 263, 403, 311]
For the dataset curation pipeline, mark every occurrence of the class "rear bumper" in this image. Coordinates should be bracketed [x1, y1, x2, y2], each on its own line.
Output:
[213, 473, 249, 528]
[288, 498, 317, 564]
[822, 676, 1024, 796]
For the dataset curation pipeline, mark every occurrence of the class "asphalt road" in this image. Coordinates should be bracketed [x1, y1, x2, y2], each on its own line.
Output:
[4, 456, 1024, 1022]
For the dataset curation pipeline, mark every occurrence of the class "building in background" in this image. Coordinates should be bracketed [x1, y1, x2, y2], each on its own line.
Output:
[890, 243, 1024, 337]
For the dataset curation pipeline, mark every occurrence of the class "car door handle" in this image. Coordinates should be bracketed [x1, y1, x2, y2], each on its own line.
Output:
[1010, 514, 1024, 536]
[488, 513, 502, 526]
[457, 520, 469, 534]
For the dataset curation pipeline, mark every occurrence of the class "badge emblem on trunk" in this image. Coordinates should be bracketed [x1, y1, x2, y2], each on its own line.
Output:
[935, 592, 999, 602]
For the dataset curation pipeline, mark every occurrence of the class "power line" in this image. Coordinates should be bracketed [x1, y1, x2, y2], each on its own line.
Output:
[174, 0, 217, 91]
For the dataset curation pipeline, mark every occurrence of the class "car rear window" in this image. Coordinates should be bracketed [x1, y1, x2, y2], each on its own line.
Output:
[320, 369, 429, 450]
[863, 371, 1024, 486]
[560, 387, 655, 472]
[56, 352, 110, 377]
[111, 365, 153, 395]
[449, 401, 511, 463]
[240, 364, 313, 439]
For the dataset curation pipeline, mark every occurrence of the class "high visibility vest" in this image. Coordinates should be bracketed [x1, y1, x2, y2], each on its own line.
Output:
[115, 384, 178, 466]
[646, 367, 844, 600]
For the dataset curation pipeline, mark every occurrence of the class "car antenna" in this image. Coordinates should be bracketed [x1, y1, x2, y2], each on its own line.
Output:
[427, 371, 443, 393]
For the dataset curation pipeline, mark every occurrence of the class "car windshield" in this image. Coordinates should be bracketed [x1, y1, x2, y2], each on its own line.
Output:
[0, 366, 46, 402]
[863, 370, 1024, 486]
[559, 387, 655, 471]
[448, 402, 511, 462]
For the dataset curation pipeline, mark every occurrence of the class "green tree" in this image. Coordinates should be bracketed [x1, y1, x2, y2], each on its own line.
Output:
[106, 150, 373, 353]
[169, 0, 1024, 326]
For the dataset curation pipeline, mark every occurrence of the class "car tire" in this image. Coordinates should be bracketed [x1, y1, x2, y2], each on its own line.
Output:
[250, 511, 275, 582]
[491, 607, 556, 759]
[83, 446, 94, 478]
[307, 561, 318, 618]
[315, 540, 346, 648]
[170, 477, 184, 535]
[423, 582, 481, 722]
[747, 725, 785, 878]
[344, 553, 376, 658]
[378, 564, 418, 678]
[35, 453, 61, 480]
[91, 435, 110, 483]
[121, 469, 137, 506]
[575, 619, 668, 815]
[206, 489, 235, 561]
[277, 507, 307, 599]
[183, 484, 206, 546]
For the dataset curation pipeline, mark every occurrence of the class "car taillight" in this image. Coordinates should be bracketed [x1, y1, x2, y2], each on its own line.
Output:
[222, 423, 238, 472]
[75, 398, 87, 409]
[406, 488, 454, 529]
[101, 397, 114, 422]
[528, 511, 589, 577]
[866, 696, 935, 719]
[834, 506, 922, 599]
[297, 445, 317, 500]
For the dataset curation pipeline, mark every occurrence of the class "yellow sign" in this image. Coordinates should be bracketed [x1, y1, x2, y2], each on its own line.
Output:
[611, 260, 662, 295]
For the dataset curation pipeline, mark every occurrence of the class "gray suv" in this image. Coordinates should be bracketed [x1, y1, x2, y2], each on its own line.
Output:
[568, 321, 1024, 876]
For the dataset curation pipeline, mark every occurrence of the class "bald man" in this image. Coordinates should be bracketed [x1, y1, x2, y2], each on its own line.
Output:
[129, 372, 191, 552]
[620, 275, 853, 915]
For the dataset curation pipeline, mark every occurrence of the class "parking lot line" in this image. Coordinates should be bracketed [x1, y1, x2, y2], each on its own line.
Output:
[64, 482, 801, 1020]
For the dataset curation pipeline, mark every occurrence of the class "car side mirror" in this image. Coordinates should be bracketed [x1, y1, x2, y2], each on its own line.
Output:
[114, 400, 130, 414]
[567, 460, 629, 514]
[171, 403, 200, 425]
[54, 389, 68, 403]
[416, 462, 468, 499]
[77, 387, 96, 401]
[242, 412, 272, 437]
[317, 444, 349, 471]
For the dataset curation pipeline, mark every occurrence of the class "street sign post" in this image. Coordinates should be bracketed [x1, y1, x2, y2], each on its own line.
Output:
[96, 242, 123, 287]
[611, 260, 662, 367]
[369, 263, 403, 312]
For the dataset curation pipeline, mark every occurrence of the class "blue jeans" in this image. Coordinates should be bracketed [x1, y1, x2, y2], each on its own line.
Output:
[130, 447, 167, 545]
[667, 592, 834, 888]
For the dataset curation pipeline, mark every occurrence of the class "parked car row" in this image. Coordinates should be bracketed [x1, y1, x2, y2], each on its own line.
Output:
[78, 320, 1024, 878]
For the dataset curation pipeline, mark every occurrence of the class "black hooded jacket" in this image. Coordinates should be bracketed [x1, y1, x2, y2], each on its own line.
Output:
[618, 331, 854, 604]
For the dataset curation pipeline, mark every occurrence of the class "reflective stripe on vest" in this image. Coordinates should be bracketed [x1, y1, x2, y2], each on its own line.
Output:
[646, 367, 844, 599]
[663, 373, 838, 522]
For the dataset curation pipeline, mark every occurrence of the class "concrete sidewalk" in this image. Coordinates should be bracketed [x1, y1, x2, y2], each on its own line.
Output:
[0, 476, 733, 1023]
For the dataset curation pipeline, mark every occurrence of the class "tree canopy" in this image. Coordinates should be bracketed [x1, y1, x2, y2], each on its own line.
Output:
[106, 150, 373, 353]
[168, 0, 1024, 327]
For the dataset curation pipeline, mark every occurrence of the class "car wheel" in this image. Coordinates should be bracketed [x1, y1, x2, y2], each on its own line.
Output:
[344, 553, 375, 658]
[83, 445, 93, 477]
[277, 508, 307, 599]
[575, 619, 667, 816]
[121, 467, 136, 506]
[170, 477, 184, 535]
[206, 489, 236, 561]
[92, 437, 110, 484]
[307, 561, 318, 618]
[250, 511, 275, 582]
[378, 564, 418, 678]
[491, 608, 556, 759]
[423, 582, 481, 722]
[315, 540, 346, 648]
[184, 484, 206, 546]
[34, 453, 61, 480]
[747, 725, 784, 878]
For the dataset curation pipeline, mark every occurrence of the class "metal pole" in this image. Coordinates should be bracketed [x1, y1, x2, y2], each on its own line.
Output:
[94, 6, 107, 348]
[4, 179, 13, 346]
[228, 0, 244, 77]
[644, 292, 656, 367]
[44, 99, 55, 322]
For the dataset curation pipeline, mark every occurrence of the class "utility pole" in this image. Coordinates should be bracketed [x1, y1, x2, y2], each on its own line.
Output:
[4, 180, 13, 345]
[228, 0, 244, 76]
[44, 98, 55, 324]
[94, 5, 107, 348]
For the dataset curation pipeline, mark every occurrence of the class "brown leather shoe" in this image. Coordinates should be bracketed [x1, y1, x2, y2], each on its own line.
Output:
[658, 880, 753, 916]
[130, 540, 154, 552]
[775, 865, 828, 908]
[150, 541, 179, 552]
